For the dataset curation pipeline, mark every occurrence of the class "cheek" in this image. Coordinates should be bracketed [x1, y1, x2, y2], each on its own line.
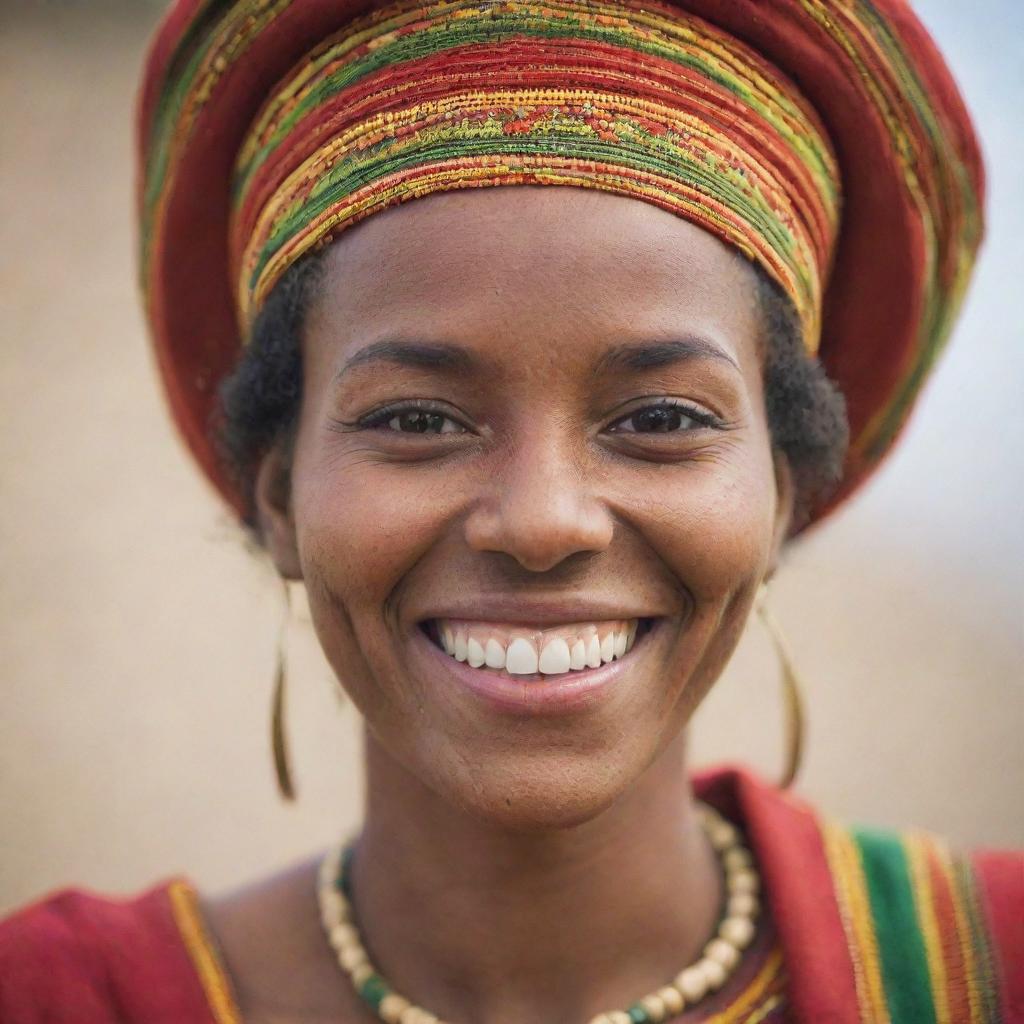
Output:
[625, 442, 779, 601]
[624, 439, 778, 716]
[291, 444, 459, 616]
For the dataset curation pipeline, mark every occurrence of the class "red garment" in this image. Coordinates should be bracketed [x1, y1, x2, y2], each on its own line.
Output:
[2, 765, 1020, 1023]
[0, 874, 221, 1022]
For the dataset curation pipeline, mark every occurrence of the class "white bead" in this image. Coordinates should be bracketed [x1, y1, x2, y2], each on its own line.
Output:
[350, 962, 373, 986]
[727, 868, 760, 894]
[723, 847, 752, 871]
[702, 957, 728, 991]
[380, 994, 410, 1023]
[339, 944, 368, 971]
[657, 986, 684, 1014]
[399, 1008, 424, 1024]
[720, 915, 756, 949]
[727, 892, 760, 918]
[320, 888, 346, 921]
[707, 819, 739, 851]
[675, 965, 709, 1001]
[607, 1013, 632, 1024]
[318, 851, 339, 889]
[639, 993, 666, 1020]
[704, 937, 740, 971]
[695, 803, 714, 826]
[585, 1015, 613, 1024]
[329, 922, 358, 948]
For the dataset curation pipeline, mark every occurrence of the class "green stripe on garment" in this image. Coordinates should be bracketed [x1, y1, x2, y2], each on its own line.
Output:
[853, 827, 938, 1024]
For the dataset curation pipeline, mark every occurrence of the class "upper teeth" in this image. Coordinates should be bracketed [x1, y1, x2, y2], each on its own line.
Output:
[435, 619, 640, 676]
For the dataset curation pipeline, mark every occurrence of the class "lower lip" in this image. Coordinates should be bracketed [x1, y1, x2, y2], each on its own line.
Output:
[411, 624, 655, 717]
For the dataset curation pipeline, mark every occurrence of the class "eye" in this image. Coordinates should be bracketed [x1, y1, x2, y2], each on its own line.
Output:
[361, 404, 467, 434]
[607, 401, 719, 434]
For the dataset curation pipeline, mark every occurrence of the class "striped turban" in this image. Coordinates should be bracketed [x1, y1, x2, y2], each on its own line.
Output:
[137, 0, 983, 528]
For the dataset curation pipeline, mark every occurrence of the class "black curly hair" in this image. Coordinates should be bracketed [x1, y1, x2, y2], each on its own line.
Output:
[218, 249, 848, 535]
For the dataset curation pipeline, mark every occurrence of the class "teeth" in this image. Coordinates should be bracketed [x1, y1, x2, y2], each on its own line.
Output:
[570, 639, 586, 671]
[613, 630, 627, 659]
[538, 638, 571, 675]
[432, 618, 645, 677]
[485, 638, 506, 669]
[467, 637, 485, 668]
[506, 638, 539, 675]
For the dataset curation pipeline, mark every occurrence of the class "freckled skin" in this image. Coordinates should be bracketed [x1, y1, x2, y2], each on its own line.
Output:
[229, 186, 793, 1024]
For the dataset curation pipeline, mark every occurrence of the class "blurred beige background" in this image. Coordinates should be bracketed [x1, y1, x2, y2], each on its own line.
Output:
[1, 1, 1021, 915]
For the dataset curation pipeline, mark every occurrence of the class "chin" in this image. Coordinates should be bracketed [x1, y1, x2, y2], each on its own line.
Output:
[414, 737, 665, 833]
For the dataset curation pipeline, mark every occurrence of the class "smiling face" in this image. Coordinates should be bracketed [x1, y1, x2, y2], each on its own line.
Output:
[257, 186, 792, 829]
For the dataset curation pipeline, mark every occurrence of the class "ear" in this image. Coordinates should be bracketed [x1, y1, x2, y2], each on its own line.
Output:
[767, 452, 796, 580]
[254, 440, 303, 580]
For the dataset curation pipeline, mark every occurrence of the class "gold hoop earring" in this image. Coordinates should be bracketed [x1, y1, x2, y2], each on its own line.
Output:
[271, 582, 297, 801]
[755, 583, 806, 789]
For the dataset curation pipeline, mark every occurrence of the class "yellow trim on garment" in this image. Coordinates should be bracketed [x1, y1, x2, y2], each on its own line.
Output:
[168, 879, 245, 1024]
[821, 820, 891, 1024]
[904, 833, 952, 1024]
[743, 993, 786, 1024]
[708, 945, 786, 1023]
[932, 844, 985, 1024]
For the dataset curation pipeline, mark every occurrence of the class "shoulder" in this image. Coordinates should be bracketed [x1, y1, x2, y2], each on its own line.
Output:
[821, 818, 1024, 1022]
[0, 877, 237, 1023]
[0, 884, 121, 1021]
[697, 765, 1023, 1020]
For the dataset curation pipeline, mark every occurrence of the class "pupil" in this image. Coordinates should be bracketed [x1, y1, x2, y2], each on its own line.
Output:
[635, 407, 682, 432]
[400, 411, 443, 433]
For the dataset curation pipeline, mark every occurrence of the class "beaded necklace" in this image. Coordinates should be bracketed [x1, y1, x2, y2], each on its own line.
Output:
[317, 802, 761, 1024]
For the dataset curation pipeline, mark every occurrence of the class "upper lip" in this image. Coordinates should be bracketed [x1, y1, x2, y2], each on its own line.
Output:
[414, 597, 666, 627]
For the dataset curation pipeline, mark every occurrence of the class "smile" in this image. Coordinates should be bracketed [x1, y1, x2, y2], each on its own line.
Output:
[424, 618, 649, 676]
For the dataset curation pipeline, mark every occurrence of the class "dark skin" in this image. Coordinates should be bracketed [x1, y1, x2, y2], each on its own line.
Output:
[205, 186, 794, 1024]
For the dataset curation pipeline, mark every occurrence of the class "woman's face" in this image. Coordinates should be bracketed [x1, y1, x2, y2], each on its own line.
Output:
[260, 187, 792, 829]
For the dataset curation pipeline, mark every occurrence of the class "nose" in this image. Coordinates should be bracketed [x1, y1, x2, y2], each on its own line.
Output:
[463, 436, 615, 573]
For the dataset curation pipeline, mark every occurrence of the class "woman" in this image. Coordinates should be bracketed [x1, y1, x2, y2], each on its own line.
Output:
[1, 0, 1020, 1022]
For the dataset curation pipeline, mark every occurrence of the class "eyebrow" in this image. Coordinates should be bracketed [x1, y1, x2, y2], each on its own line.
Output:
[595, 336, 740, 375]
[335, 339, 476, 382]
[334, 333, 739, 382]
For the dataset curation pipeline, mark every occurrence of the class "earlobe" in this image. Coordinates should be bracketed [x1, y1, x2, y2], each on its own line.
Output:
[254, 443, 303, 580]
[768, 453, 796, 576]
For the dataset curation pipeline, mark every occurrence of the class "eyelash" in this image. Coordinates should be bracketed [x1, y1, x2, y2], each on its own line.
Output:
[607, 400, 725, 434]
[354, 402, 467, 434]
[346, 400, 724, 435]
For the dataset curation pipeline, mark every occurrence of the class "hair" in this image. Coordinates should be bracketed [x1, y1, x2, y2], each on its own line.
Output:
[218, 248, 848, 536]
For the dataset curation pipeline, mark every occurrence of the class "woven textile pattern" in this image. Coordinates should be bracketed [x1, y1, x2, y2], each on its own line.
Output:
[137, 0, 984, 523]
[223, 0, 840, 350]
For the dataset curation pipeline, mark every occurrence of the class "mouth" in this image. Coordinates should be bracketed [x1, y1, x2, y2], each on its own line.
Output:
[419, 616, 657, 679]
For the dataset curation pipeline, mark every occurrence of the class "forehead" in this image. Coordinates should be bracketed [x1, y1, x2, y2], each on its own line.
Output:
[308, 186, 762, 364]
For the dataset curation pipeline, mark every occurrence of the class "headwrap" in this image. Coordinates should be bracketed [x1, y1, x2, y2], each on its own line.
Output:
[137, 0, 983, 529]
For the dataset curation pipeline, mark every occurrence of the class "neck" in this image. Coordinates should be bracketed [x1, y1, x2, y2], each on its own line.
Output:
[352, 727, 722, 1024]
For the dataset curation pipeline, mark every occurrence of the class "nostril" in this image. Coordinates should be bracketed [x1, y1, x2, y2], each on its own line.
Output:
[462, 492, 616, 573]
